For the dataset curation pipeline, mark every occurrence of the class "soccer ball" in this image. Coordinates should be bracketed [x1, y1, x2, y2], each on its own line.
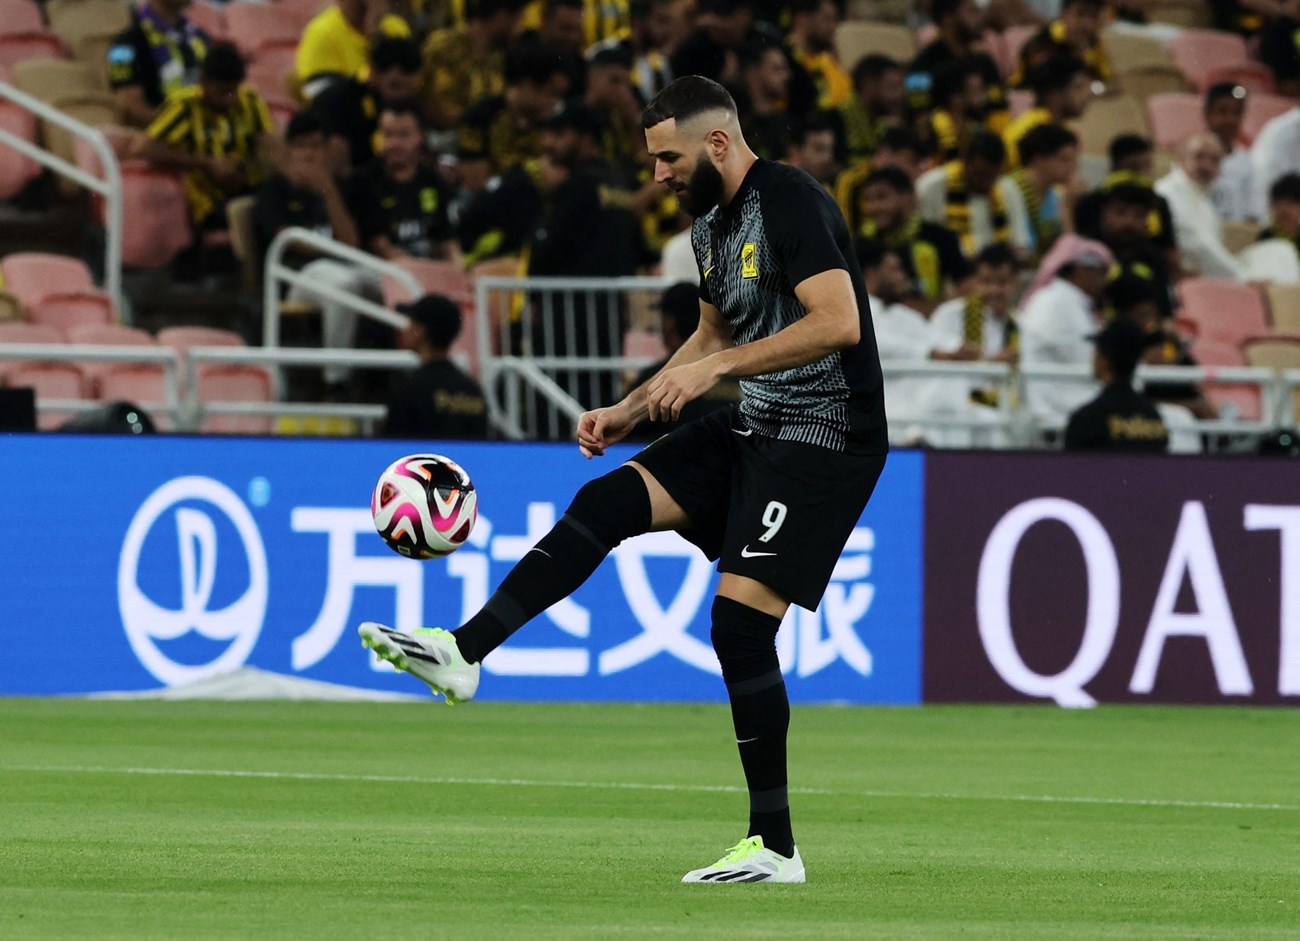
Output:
[371, 453, 478, 559]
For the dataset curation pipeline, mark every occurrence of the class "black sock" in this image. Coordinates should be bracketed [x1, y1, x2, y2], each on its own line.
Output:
[452, 466, 650, 664]
[711, 596, 794, 859]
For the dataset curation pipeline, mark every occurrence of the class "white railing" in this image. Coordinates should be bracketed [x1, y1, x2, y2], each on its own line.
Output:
[474, 274, 672, 439]
[262, 226, 420, 349]
[0, 343, 179, 420]
[0, 82, 123, 311]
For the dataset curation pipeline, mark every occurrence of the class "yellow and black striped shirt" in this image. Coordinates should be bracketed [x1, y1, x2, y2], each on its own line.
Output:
[147, 85, 274, 224]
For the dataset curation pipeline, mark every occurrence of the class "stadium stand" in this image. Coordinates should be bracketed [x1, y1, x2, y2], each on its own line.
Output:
[64, 322, 155, 396]
[834, 22, 915, 65]
[1168, 30, 1249, 91]
[7, 361, 86, 428]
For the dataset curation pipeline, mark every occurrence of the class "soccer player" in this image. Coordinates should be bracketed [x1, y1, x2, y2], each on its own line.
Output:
[358, 75, 888, 885]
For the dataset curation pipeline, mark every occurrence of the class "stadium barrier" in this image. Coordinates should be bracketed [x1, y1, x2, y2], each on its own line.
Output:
[0, 342, 181, 422]
[474, 274, 671, 439]
[0, 81, 123, 311]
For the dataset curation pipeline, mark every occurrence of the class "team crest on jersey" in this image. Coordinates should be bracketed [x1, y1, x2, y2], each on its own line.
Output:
[420, 187, 439, 212]
[741, 243, 759, 279]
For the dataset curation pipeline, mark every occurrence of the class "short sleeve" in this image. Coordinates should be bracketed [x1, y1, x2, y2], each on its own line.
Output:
[106, 31, 144, 90]
[689, 220, 714, 305]
[765, 179, 851, 290]
[146, 95, 191, 144]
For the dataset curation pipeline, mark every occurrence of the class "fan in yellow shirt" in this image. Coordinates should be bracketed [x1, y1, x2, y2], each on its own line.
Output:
[788, 0, 850, 109]
[297, 0, 412, 100]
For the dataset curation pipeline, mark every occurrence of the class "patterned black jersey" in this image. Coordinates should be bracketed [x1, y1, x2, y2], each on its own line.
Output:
[692, 159, 887, 453]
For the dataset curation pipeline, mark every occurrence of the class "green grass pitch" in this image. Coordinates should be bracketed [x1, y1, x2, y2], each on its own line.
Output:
[1, 699, 1296, 940]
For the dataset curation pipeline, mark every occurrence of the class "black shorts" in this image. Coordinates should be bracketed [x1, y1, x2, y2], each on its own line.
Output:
[630, 406, 887, 611]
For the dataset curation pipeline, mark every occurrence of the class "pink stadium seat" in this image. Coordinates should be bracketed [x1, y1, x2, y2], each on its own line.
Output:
[623, 329, 667, 363]
[0, 100, 42, 198]
[196, 364, 275, 434]
[96, 365, 173, 430]
[273, 0, 330, 31]
[29, 293, 114, 333]
[1002, 25, 1038, 77]
[246, 46, 298, 107]
[0, 0, 49, 38]
[1147, 92, 1206, 150]
[156, 325, 249, 386]
[64, 322, 155, 395]
[1203, 63, 1275, 95]
[186, 1, 227, 39]
[117, 168, 193, 268]
[222, 2, 300, 60]
[1169, 29, 1249, 91]
[0, 320, 63, 382]
[1242, 93, 1295, 145]
[6, 361, 87, 429]
[383, 258, 473, 305]
[1177, 278, 1269, 346]
[0, 33, 65, 68]
[1185, 337, 1262, 421]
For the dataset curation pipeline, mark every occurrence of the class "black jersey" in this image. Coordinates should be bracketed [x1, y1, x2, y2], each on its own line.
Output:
[349, 162, 455, 258]
[692, 159, 887, 453]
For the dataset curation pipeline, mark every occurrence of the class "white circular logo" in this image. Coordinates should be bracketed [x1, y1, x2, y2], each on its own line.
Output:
[118, 476, 269, 686]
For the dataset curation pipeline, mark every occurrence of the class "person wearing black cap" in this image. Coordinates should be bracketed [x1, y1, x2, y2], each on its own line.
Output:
[383, 294, 489, 440]
[1064, 317, 1168, 453]
[627, 281, 740, 437]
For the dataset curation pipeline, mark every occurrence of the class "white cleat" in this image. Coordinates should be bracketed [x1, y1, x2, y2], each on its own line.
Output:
[358, 622, 480, 704]
[681, 836, 806, 884]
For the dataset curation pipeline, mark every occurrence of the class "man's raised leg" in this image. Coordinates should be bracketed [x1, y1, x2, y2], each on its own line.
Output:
[360, 462, 688, 701]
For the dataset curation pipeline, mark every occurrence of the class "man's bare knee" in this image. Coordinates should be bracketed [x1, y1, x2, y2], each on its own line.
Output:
[626, 461, 692, 531]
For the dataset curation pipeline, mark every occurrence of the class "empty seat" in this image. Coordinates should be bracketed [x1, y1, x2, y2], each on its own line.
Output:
[0, 252, 108, 311]
[156, 325, 252, 386]
[246, 45, 298, 107]
[1242, 93, 1294, 145]
[65, 322, 155, 395]
[186, 1, 227, 39]
[382, 258, 473, 305]
[12, 57, 102, 100]
[1146, 0, 1212, 28]
[6, 361, 87, 429]
[0, 101, 42, 198]
[1186, 336, 1262, 421]
[196, 364, 275, 434]
[0, 34, 66, 69]
[116, 169, 194, 268]
[0, 0, 47, 37]
[1077, 94, 1149, 155]
[274, 0, 331, 31]
[1266, 282, 1300, 333]
[29, 294, 114, 333]
[96, 365, 174, 430]
[1120, 66, 1190, 104]
[1169, 29, 1249, 90]
[0, 321, 63, 382]
[1147, 92, 1204, 150]
[835, 22, 915, 68]
[1177, 278, 1269, 346]
[1203, 63, 1274, 95]
[223, 3, 300, 60]
[1105, 29, 1174, 73]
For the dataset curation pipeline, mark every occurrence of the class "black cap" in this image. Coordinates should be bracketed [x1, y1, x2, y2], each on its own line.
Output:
[658, 282, 698, 320]
[1089, 317, 1149, 377]
[397, 294, 462, 348]
[539, 101, 604, 136]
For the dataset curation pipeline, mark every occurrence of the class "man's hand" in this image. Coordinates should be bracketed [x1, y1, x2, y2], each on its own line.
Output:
[207, 155, 243, 185]
[577, 402, 637, 458]
[298, 160, 336, 195]
[646, 357, 723, 422]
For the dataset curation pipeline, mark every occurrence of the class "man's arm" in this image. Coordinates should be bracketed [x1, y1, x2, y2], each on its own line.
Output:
[645, 268, 860, 422]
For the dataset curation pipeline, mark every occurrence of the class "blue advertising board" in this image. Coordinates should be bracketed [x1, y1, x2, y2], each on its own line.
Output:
[0, 435, 923, 703]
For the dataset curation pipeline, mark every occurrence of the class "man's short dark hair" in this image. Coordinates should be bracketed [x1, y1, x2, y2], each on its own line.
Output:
[789, 111, 836, 148]
[1029, 55, 1086, 98]
[877, 125, 923, 156]
[379, 97, 426, 127]
[1270, 172, 1300, 204]
[1063, 0, 1105, 10]
[931, 57, 982, 110]
[642, 75, 736, 129]
[856, 238, 901, 271]
[1107, 273, 1161, 315]
[864, 165, 914, 194]
[1103, 181, 1156, 210]
[931, 0, 963, 23]
[588, 44, 634, 70]
[966, 129, 1006, 167]
[467, 0, 527, 18]
[504, 42, 569, 87]
[1109, 133, 1151, 168]
[285, 110, 324, 141]
[1018, 122, 1077, 164]
[973, 243, 1017, 271]
[371, 36, 421, 73]
[851, 53, 902, 89]
[1205, 81, 1248, 113]
[544, 0, 583, 15]
[200, 43, 246, 84]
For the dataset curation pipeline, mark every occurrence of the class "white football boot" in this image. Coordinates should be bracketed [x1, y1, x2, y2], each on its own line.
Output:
[681, 836, 806, 884]
[358, 623, 480, 704]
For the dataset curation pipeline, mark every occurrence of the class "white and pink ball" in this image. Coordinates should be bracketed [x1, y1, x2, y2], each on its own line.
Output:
[371, 453, 478, 559]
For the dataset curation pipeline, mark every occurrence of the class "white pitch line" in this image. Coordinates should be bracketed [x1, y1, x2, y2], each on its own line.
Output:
[2, 765, 1296, 812]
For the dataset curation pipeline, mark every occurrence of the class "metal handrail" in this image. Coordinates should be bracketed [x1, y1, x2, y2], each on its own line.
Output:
[0, 82, 123, 311]
[261, 227, 423, 349]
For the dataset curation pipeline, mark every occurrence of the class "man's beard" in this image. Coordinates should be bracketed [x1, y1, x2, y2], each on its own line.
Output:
[675, 156, 726, 216]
